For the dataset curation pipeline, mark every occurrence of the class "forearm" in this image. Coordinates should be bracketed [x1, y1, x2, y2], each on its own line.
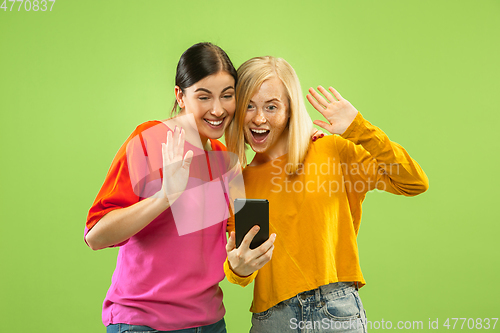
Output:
[342, 112, 429, 195]
[85, 196, 170, 250]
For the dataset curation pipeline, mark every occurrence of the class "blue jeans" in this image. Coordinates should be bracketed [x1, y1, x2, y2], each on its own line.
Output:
[250, 282, 367, 332]
[106, 318, 226, 333]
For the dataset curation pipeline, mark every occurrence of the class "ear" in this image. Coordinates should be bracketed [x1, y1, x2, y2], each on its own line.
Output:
[174, 86, 185, 109]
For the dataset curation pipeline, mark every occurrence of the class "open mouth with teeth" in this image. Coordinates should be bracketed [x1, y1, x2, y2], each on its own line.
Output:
[203, 117, 225, 129]
[250, 128, 270, 143]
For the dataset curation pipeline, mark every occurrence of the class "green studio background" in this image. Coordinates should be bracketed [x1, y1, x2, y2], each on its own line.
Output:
[1, 0, 499, 332]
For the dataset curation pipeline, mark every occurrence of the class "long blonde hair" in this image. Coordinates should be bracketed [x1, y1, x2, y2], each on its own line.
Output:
[226, 56, 312, 174]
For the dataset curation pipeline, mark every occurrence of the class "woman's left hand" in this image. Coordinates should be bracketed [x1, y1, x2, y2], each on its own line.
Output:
[311, 127, 325, 142]
[306, 86, 359, 135]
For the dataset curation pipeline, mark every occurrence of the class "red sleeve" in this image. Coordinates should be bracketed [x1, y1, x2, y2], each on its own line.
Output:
[84, 121, 161, 246]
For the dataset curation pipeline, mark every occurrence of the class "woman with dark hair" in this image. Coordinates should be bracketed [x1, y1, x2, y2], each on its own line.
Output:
[84, 43, 275, 333]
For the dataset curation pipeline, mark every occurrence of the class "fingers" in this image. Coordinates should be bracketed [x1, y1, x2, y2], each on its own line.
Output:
[226, 231, 236, 253]
[254, 244, 274, 267]
[229, 231, 275, 276]
[166, 130, 174, 162]
[317, 86, 337, 103]
[182, 150, 194, 170]
[306, 93, 327, 115]
[255, 233, 276, 257]
[165, 126, 188, 164]
[239, 225, 260, 249]
[161, 143, 166, 166]
[308, 87, 330, 108]
[328, 87, 343, 101]
[311, 129, 319, 141]
[313, 120, 332, 133]
[307, 86, 342, 110]
[174, 127, 183, 159]
[313, 133, 325, 141]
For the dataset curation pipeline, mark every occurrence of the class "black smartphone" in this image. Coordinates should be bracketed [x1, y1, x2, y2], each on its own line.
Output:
[234, 199, 269, 250]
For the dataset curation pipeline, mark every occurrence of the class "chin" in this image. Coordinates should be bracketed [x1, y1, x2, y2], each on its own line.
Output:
[200, 126, 225, 139]
[245, 133, 270, 154]
[248, 143, 268, 154]
[204, 131, 224, 141]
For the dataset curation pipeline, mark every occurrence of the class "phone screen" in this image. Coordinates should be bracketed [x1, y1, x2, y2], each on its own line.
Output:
[234, 199, 269, 249]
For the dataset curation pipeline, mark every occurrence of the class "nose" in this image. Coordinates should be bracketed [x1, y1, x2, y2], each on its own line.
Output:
[253, 109, 267, 126]
[211, 99, 224, 118]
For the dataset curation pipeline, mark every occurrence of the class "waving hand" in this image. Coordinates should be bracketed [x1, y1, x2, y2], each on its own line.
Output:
[306, 86, 359, 135]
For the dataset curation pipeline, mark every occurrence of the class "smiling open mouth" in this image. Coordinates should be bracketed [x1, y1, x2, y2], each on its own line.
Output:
[204, 118, 225, 128]
[250, 128, 270, 142]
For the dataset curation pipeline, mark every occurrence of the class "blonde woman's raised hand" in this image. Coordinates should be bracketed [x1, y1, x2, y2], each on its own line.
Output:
[306, 86, 359, 135]
[153, 126, 194, 205]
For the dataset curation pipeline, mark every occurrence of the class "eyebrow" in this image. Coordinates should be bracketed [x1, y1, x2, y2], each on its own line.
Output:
[249, 98, 281, 104]
[194, 86, 234, 94]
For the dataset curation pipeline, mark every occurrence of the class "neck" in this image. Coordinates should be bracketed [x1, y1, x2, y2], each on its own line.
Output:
[203, 139, 211, 151]
[250, 129, 289, 166]
[199, 136, 209, 148]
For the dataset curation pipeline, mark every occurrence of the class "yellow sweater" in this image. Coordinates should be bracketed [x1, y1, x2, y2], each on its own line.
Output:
[224, 112, 429, 313]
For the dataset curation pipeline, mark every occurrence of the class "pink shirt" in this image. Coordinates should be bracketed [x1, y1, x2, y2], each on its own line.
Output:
[85, 120, 232, 330]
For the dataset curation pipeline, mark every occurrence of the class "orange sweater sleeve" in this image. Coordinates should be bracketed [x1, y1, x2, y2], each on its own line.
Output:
[226, 212, 235, 233]
[337, 112, 429, 196]
[223, 258, 258, 287]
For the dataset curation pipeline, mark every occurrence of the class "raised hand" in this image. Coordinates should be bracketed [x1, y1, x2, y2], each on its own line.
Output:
[153, 126, 194, 205]
[226, 226, 276, 277]
[306, 86, 359, 135]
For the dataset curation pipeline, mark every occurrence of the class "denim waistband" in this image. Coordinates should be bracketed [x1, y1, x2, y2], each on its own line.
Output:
[291, 281, 357, 305]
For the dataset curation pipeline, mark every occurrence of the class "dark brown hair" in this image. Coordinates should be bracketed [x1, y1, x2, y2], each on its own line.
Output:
[171, 42, 237, 115]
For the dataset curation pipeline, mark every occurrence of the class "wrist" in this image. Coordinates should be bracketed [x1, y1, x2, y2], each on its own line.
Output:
[149, 192, 172, 210]
[340, 111, 362, 139]
[228, 258, 252, 278]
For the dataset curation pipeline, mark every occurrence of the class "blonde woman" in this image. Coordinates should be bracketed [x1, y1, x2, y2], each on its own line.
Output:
[224, 56, 429, 332]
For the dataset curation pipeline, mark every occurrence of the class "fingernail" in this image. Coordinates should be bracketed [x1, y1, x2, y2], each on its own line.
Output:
[312, 137, 316, 142]
[320, 134, 324, 138]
